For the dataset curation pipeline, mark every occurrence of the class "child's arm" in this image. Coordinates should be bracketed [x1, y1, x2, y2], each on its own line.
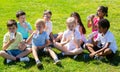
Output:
[87, 14, 95, 28]
[28, 30, 33, 34]
[91, 42, 110, 56]
[74, 39, 81, 48]
[49, 32, 55, 42]
[2, 39, 15, 50]
[60, 36, 70, 46]
[96, 42, 110, 54]
[26, 31, 36, 44]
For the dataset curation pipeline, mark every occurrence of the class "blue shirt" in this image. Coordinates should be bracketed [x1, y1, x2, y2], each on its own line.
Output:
[32, 31, 49, 47]
[17, 22, 32, 39]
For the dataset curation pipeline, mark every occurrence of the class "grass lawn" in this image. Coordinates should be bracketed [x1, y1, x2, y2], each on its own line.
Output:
[0, 0, 120, 72]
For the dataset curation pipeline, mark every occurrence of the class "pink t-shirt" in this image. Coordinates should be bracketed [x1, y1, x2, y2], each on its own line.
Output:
[92, 17, 99, 40]
[92, 17, 99, 32]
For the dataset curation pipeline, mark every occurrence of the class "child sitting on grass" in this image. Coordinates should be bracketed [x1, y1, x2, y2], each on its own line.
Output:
[85, 19, 117, 60]
[54, 17, 83, 58]
[43, 10, 62, 44]
[26, 19, 60, 68]
[16, 10, 33, 40]
[0, 19, 31, 64]
[87, 6, 108, 43]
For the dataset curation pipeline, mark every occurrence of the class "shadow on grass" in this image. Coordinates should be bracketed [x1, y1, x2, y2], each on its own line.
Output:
[103, 51, 120, 66]
[72, 51, 120, 66]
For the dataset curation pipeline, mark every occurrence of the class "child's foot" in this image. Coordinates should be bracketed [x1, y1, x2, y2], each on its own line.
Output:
[57, 52, 64, 59]
[36, 60, 42, 68]
[83, 54, 90, 60]
[73, 55, 78, 59]
[94, 55, 104, 60]
[6, 59, 12, 63]
[20, 57, 30, 62]
[54, 60, 61, 65]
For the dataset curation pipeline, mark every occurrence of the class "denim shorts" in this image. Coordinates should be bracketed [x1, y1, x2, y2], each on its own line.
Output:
[6, 49, 23, 57]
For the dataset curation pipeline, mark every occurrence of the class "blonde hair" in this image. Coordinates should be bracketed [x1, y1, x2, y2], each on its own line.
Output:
[66, 17, 76, 25]
[35, 19, 45, 28]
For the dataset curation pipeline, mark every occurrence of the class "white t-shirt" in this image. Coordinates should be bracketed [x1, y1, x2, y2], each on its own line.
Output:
[45, 21, 52, 36]
[63, 29, 81, 51]
[96, 30, 117, 53]
[75, 24, 87, 42]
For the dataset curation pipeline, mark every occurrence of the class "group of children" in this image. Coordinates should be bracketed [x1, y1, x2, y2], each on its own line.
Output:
[0, 5, 118, 68]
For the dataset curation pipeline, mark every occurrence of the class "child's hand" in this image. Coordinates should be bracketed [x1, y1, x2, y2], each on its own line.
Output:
[87, 14, 95, 21]
[18, 41, 26, 51]
[22, 22, 28, 29]
[32, 30, 39, 35]
[90, 52, 96, 58]
[9, 39, 15, 44]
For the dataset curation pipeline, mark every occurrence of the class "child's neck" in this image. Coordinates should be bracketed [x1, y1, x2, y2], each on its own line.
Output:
[102, 30, 108, 36]
[39, 31, 43, 34]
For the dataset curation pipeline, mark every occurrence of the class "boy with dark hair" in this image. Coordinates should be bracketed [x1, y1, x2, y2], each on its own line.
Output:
[0, 19, 31, 63]
[16, 10, 32, 40]
[85, 19, 117, 60]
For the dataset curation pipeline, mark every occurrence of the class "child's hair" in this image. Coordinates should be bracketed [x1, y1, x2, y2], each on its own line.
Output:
[7, 19, 17, 28]
[70, 12, 86, 34]
[98, 19, 110, 29]
[16, 10, 26, 18]
[44, 10, 52, 16]
[97, 6, 108, 17]
[66, 17, 76, 25]
[35, 19, 45, 28]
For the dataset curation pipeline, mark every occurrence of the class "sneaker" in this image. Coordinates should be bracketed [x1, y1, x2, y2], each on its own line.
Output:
[20, 57, 30, 62]
[57, 52, 64, 59]
[54, 60, 61, 65]
[36, 60, 42, 68]
[83, 54, 90, 60]
[6, 59, 12, 63]
[94, 55, 104, 60]
[73, 55, 78, 59]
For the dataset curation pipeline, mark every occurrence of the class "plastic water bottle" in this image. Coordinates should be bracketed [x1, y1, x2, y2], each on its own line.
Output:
[10, 32, 15, 40]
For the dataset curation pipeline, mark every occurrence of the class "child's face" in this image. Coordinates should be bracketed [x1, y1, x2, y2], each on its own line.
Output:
[17, 15, 26, 23]
[67, 23, 75, 31]
[98, 25, 107, 34]
[43, 14, 51, 22]
[35, 23, 44, 32]
[97, 7, 105, 17]
[8, 25, 17, 33]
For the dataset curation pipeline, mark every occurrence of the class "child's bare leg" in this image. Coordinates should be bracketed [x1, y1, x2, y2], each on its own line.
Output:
[98, 48, 112, 56]
[55, 33, 63, 42]
[86, 43, 95, 53]
[54, 42, 68, 52]
[0, 50, 16, 60]
[16, 48, 32, 58]
[47, 48, 58, 60]
[32, 47, 39, 61]
[64, 48, 83, 55]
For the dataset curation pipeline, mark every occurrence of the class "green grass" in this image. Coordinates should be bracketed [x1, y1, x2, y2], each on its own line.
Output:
[0, 0, 120, 72]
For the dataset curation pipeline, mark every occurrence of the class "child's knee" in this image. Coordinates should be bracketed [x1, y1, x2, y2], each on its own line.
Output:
[0, 50, 6, 56]
[26, 48, 32, 53]
[104, 48, 112, 54]
[85, 43, 93, 48]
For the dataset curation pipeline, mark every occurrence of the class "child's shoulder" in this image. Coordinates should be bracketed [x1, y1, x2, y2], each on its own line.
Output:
[4, 32, 9, 36]
[106, 30, 114, 38]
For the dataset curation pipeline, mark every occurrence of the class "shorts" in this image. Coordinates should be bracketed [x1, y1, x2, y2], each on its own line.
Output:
[49, 34, 58, 42]
[6, 49, 23, 57]
[93, 46, 101, 51]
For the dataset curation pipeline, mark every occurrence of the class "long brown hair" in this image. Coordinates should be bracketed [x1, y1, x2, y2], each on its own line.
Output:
[71, 12, 86, 34]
